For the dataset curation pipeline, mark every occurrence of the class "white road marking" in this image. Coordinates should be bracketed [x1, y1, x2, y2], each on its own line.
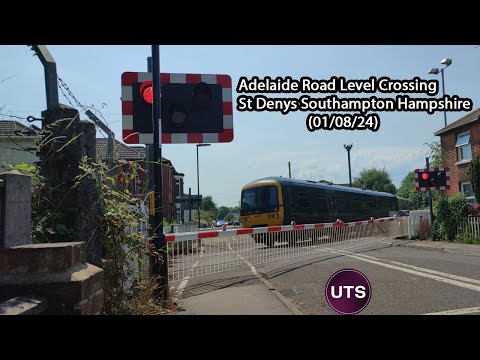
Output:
[343, 250, 480, 286]
[174, 245, 204, 299]
[175, 277, 190, 298]
[227, 243, 303, 315]
[327, 248, 480, 293]
[424, 307, 480, 315]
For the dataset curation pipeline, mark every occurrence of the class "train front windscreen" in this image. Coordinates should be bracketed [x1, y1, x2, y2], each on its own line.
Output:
[240, 186, 279, 215]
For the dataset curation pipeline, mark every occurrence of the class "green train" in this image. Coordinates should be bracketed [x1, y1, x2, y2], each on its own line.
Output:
[240, 177, 414, 228]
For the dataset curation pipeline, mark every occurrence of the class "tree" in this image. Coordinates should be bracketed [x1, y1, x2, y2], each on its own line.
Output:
[426, 141, 442, 168]
[352, 168, 396, 194]
[397, 171, 429, 209]
[225, 213, 236, 222]
[217, 206, 230, 220]
[201, 195, 217, 211]
[468, 156, 480, 202]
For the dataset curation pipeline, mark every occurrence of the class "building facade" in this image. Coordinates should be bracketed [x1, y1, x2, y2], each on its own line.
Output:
[434, 108, 480, 203]
[0, 119, 186, 223]
[98, 142, 185, 222]
[0, 121, 40, 172]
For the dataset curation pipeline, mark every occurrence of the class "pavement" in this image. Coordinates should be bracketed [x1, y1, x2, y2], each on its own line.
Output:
[399, 240, 480, 256]
[176, 283, 294, 315]
[174, 239, 480, 315]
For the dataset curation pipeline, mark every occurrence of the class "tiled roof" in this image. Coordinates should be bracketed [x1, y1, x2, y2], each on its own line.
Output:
[434, 108, 480, 136]
[96, 139, 174, 164]
[130, 146, 146, 158]
[96, 138, 144, 161]
[128, 145, 172, 165]
[0, 120, 40, 138]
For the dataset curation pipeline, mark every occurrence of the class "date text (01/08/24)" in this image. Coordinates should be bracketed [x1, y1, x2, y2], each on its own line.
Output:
[306, 113, 380, 132]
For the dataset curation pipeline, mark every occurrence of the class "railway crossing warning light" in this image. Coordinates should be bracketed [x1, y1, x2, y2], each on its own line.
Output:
[415, 168, 450, 191]
[121, 72, 233, 144]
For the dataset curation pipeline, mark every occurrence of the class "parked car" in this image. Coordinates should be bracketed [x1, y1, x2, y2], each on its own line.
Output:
[215, 219, 226, 227]
[398, 210, 410, 217]
[233, 221, 241, 226]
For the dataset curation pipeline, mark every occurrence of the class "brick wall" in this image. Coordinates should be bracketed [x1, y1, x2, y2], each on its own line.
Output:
[439, 122, 480, 196]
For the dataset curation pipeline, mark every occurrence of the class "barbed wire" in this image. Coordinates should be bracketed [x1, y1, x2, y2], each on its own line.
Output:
[57, 76, 113, 131]
[58, 77, 86, 111]
[0, 113, 28, 120]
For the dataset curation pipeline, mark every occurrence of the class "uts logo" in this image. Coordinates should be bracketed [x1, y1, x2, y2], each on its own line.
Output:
[325, 269, 371, 315]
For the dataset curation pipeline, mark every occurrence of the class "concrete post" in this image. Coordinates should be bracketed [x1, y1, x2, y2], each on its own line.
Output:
[0, 170, 32, 248]
[39, 105, 101, 265]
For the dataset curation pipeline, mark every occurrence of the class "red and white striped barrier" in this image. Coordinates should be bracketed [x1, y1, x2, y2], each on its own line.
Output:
[165, 217, 396, 243]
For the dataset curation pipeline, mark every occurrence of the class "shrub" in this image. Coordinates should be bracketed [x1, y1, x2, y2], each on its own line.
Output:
[433, 193, 469, 241]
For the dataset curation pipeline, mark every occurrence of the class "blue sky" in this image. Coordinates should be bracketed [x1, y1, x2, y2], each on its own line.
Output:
[1, 45, 479, 207]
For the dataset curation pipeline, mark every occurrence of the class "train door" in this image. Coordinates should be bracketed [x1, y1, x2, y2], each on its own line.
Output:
[326, 190, 337, 222]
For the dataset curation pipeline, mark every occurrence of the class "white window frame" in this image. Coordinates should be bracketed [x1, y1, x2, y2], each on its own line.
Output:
[456, 131, 472, 161]
[460, 181, 475, 203]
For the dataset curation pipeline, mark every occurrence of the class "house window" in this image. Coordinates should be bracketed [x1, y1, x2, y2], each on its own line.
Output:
[460, 181, 475, 203]
[456, 131, 472, 161]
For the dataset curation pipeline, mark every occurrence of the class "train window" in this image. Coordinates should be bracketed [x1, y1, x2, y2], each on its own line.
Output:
[315, 189, 328, 213]
[241, 189, 257, 215]
[240, 186, 279, 215]
[297, 191, 312, 211]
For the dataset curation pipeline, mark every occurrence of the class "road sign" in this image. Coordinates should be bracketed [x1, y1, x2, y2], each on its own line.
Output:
[121, 72, 233, 144]
[414, 167, 450, 191]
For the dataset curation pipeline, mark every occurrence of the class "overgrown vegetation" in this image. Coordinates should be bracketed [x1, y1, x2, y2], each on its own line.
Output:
[455, 233, 480, 245]
[16, 159, 175, 314]
[433, 193, 470, 241]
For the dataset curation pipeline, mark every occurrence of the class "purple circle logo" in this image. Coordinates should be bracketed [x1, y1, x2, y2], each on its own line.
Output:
[325, 269, 371, 315]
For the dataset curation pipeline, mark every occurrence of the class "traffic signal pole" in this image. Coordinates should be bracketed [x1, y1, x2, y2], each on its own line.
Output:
[426, 157, 435, 240]
[151, 45, 168, 299]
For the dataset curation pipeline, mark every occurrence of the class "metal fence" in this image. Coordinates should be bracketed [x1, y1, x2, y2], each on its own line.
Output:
[166, 217, 408, 282]
[0, 178, 4, 247]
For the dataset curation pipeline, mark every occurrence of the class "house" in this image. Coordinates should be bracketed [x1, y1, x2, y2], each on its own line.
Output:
[434, 108, 480, 203]
[0, 121, 40, 172]
[96, 140, 185, 222]
[0, 119, 186, 222]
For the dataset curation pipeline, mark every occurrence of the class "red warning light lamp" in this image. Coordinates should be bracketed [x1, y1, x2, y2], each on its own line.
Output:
[140, 81, 153, 104]
[421, 172, 429, 180]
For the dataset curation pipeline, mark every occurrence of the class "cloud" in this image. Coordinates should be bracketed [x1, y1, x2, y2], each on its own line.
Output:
[293, 145, 426, 186]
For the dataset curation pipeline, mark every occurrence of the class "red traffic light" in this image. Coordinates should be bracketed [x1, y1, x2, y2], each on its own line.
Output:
[421, 172, 429, 180]
[140, 81, 153, 104]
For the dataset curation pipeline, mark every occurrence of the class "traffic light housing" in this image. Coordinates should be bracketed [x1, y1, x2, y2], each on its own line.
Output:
[415, 168, 450, 191]
[122, 72, 233, 144]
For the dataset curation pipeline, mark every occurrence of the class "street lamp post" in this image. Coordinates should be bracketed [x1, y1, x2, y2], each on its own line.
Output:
[196, 143, 211, 230]
[344, 144, 353, 187]
[428, 57, 452, 128]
